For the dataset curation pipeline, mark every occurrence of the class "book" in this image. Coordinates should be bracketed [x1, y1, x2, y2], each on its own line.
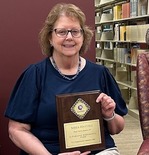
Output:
[122, 2, 130, 18]
[114, 47, 129, 63]
[96, 48, 102, 57]
[96, 43, 101, 49]
[100, 30, 113, 41]
[130, 0, 138, 17]
[101, 49, 114, 60]
[126, 24, 149, 42]
[147, 0, 149, 15]
[95, 16, 100, 24]
[137, 24, 149, 42]
[104, 42, 113, 49]
[100, 13, 112, 23]
[130, 25, 138, 42]
[131, 46, 147, 65]
[113, 5, 122, 20]
[122, 48, 129, 63]
[114, 24, 120, 41]
[131, 45, 139, 65]
[138, 0, 148, 16]
[113, 48, 117, 61]
[126, 26, 131, 41]
[99, 0, 113, 5]
[120, 25, 126, 41]
[95, 0, 100, 7]
[95, 32, 101, 40]
[125, 53, 131, 64]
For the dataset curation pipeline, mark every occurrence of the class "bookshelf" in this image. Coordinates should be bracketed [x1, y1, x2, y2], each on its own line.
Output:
[95, 0, 149, 119]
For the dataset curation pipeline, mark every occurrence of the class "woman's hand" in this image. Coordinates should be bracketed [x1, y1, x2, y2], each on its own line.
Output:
[58, 151, 91, 155]
[96, 92, 125, 134]
[96, 92, 116, 119]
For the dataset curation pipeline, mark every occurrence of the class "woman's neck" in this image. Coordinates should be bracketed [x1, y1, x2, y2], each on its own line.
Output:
[52, 54, 80, 70]
[50, 56, 81, 80]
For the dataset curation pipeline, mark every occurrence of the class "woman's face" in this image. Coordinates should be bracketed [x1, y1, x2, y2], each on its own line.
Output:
[50, 15, 84, 57]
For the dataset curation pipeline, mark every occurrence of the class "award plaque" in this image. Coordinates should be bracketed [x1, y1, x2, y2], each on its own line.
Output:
[56, 90, 105, 152]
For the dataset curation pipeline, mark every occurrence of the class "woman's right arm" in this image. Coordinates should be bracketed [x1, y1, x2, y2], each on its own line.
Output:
[8, 119, 52, 155]
[8, 120, 90, 155]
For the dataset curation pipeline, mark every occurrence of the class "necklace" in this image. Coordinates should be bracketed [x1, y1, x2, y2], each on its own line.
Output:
[51, 56, 81, 81]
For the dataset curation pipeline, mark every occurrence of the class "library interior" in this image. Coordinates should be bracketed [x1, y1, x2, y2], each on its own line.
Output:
[0, 0, 149, 155]
[95, 0, 149, 154]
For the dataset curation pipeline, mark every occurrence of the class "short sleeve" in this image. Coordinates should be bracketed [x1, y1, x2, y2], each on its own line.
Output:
[5, 64, 41, 123]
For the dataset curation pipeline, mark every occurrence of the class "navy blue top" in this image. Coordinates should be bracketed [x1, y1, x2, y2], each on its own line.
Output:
[5, 58, 128, 155]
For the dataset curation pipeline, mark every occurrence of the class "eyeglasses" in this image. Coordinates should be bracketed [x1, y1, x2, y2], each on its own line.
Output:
[53, 28, 83, 38]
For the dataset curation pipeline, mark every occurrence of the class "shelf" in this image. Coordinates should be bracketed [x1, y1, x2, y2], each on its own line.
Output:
[96, 40, 146, 44]
[96, 57, 137, 67]
[128, 109, 139, 120]
[116, 81, 137, 90]
[96, 57, 115, 62]
[95, 0, 126, 12]
[96, 40, 147, 44]
[95, 15, 149, 25]
[114, 15, 149, 23]
[96, 40, 113, 42]
[95, 0, 149, 119]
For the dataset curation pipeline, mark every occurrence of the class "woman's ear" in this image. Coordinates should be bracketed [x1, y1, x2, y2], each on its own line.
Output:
[49, 39, 53, 47]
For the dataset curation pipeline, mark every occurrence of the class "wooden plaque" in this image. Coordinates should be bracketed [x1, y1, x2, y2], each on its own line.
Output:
[56, 90, 105, 153]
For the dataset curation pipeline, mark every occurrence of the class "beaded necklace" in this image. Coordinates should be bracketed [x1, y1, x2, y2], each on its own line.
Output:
[51, 56, 81, 81]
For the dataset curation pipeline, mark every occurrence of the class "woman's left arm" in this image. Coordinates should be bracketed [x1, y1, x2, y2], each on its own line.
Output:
[96, 92, 125, 135]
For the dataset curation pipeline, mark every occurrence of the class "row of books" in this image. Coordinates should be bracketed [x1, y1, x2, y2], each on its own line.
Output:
[95, 0, 144, 113]
[114, 47, 147, 65]
[96, 47, 148, 65]
[131, 0, 148, 17]
[114, 48, 130, 64]
[131, 47, 148, 64]
[126, 24, 149, 42]
[97, 24, 149, 42]
[95, 0, 149, 23]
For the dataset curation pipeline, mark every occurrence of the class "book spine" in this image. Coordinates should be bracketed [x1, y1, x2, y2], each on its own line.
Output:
[122, 2, 130, 18]
[130, 0, 138, 17]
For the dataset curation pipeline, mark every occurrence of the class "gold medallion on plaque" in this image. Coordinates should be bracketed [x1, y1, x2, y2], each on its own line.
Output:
[71, 98, 90, 119]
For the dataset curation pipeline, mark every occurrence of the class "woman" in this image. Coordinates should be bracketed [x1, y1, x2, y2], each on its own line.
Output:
[5, 3, 128, 155]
